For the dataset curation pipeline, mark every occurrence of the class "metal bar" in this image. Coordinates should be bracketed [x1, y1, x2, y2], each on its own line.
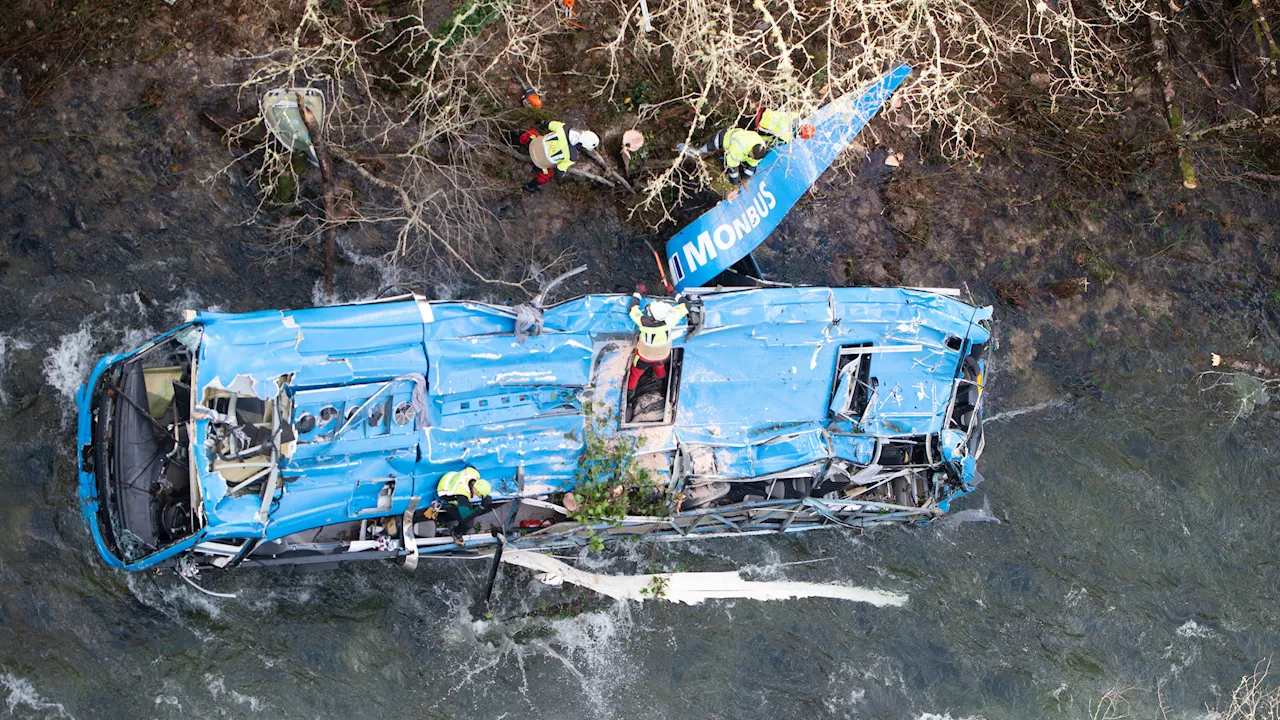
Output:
[638, 0, 653, 31]
[211, 461, 273, 470]
[236, 550, 401, 568]
[904, 286, 961, 296]
[227, 466, 271, 494]
[481, 534, 505, 607]
[521, 498, 568, 514]
[254, 400, 281, 524]
[709, 513, 740, 532]
[842, 344, 924, 355]
[778, 504, 803, 533]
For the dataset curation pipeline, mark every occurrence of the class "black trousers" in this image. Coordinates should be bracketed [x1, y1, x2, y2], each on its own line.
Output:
[440, 496, 479, 537]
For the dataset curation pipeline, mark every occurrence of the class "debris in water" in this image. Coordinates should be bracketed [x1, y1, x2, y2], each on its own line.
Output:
[500, 548, 908, 606]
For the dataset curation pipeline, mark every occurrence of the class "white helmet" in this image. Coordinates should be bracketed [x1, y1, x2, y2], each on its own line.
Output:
[647, 300, 673, 322]
[577, 130, 600, 151]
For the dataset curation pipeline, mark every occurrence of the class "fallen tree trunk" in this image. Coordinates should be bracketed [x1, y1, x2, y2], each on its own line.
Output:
[1148, 9, 1197, 189]
[295, 91, 337, 298]
[1211, 354, 1280, 377]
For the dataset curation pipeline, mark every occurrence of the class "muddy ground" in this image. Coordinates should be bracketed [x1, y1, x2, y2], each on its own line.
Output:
[3, 5, 1278, 408]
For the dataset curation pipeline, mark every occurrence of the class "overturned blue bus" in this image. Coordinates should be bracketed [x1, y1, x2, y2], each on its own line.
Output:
[76, 286, 992, 572]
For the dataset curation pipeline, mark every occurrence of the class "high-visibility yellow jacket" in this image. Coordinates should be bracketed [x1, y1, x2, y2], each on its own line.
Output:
[723, 128, 766, 170]
[437, 471, 471, 498]
[629, 303, 690, 361]
[758, 109, 796, 143]
[539, 121, 578, 172]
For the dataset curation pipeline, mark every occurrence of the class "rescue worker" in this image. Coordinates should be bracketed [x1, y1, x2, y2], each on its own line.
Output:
[754, 108, 816, 145]
[436, 466, 494, 543]
[690, 126, 770, 185]
[517, 120, 600, 192]
[626, 292, 689, 392]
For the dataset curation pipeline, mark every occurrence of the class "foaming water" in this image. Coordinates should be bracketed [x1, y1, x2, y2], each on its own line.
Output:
[203, 674, 265, 713]
[984, 397, 1068, 423]
[0, 671, 75, 719]
[38, 293, 163, 421]
[312, 237, 412, 306]
[41, 324, 95, 412]
[163, 286, 224, 316]
[430, 580, 643, 718]
[935, 495, 1000, 530]
[123, 573, 223, 631]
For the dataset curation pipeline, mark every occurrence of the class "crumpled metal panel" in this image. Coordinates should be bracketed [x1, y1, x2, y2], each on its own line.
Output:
[185, 288, 989, 543]
[425, 333, 594, 397]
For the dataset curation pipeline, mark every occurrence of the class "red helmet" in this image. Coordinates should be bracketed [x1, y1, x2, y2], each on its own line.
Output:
[799, 124, 816, 140]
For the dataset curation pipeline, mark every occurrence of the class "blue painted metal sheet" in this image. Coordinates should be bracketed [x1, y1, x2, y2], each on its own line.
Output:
[665, 65, 912, 290]
[79, 286, 991, 568]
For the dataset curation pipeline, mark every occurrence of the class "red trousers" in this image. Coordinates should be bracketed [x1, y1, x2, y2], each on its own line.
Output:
[627, 356, 667, 391]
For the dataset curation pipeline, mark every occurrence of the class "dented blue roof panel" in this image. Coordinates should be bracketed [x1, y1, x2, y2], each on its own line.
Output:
[177, 287, 990, 543]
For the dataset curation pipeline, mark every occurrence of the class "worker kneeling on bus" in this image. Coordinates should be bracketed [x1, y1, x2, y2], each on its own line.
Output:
[627, 292, 689, 393]
[437, 466, 494, 544]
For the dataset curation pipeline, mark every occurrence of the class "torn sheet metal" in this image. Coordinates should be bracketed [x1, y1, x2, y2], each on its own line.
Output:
[665, 65, 912, 290]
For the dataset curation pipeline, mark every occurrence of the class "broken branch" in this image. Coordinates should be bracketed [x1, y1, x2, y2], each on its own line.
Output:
[295, 91, 337, 297]
[583, 148, 636, 193]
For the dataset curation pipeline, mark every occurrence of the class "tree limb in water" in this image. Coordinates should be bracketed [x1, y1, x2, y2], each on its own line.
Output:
[335, 152, 537, 294]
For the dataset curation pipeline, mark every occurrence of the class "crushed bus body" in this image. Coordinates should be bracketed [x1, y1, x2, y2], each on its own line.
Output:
[76, 287, 992, 572]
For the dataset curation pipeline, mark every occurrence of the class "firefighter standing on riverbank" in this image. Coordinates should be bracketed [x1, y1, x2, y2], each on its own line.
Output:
[686, 126, 770, 185]
[518, 120, 600, 192]
[679, 110, 815, 187]
[627, 292, 689, 393]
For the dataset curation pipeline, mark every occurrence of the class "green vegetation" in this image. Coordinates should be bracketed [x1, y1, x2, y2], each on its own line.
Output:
[563, 405, 672, 541]
[639, 574, 669, 599]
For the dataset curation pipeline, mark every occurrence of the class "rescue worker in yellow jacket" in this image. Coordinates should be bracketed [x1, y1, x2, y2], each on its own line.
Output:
[626, 293, 689, 392]
[518, 120, 600, 192]
[436, 466, 494, 542]
[678, 113, 815, 189]
[754, 108, 816, 145]
[691, 127, 770, 185]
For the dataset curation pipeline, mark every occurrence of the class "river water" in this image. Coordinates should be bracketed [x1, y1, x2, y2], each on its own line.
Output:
[2, 69, 1279, 720]
[2, 255, 1277, 720]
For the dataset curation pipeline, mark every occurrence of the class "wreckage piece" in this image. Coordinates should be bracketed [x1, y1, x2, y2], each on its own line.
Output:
[261, 87, 325, 165]
[665, 65, 911, 290]
[76, 286, 991, 573]
[499, 548, 908, 606]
